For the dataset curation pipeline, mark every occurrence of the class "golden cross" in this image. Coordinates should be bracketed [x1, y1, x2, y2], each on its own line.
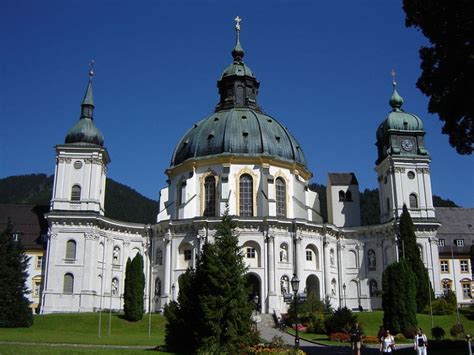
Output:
[235, 16, 241, 31]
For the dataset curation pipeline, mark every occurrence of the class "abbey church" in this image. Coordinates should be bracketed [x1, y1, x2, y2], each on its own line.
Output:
[34, 20, 453, 315]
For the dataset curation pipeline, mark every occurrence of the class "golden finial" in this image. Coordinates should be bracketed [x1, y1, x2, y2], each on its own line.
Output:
[234, 16, 241, 32]
[390, 69, 397, 86]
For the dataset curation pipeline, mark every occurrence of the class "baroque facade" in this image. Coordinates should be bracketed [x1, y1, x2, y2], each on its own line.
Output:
[39, 22, 446, 314]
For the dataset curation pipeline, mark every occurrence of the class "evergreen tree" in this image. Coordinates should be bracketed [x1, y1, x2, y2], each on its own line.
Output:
[123, 254, 145, 321]
[382, 260, 417, 334]
[164, 210, 255, 353]
[0, 223, 33, 327]
[399, 204, 433, 312]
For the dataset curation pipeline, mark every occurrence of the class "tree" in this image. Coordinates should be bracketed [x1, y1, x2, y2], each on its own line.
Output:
[382, 260, 417, 334]
[164, 210, 255, 353]
[0, 223, 33, 327]
[123, 253, 145, 321]
[399, 204, 433, 312]
[403, 0, 474, 155]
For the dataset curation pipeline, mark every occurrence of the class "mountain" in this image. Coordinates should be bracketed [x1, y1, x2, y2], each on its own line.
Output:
[309, 183, 458, 225]
[0, 174, 158, 224]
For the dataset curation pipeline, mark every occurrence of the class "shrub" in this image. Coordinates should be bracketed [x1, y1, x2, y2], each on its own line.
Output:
[324, 307, 357, 335]
[450, 323, 465, 338]
[307, 313, 326, 334]
[329, 332, 351, 342]
[428, 298, 454, 315]
[394, 333, 406, 342]
[402, 325, 418, 339]
[431, 326, 445, 340]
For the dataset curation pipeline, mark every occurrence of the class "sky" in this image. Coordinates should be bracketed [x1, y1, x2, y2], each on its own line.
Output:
[1, 0, 473, 207]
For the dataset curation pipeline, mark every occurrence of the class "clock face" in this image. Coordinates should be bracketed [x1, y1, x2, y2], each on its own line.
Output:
[401, 139, 414, 152]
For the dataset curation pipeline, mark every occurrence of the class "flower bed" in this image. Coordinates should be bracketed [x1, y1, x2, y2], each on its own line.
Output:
[329, 332, 351, 342]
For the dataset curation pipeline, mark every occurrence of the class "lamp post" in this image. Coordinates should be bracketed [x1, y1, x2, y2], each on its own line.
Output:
[342, 283, 347, 308]
[290, 274, 300, 350]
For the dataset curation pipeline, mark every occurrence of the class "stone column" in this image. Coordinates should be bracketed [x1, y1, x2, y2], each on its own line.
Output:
[323, 238, 330, 297]
[295, 232, 303, 279]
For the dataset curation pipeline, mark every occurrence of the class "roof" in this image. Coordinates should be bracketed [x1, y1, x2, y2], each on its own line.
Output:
[436, 207, 474, 256]
[0, 204, 48, 250]
[327, 173, 358, 186]
[171, 108, 307, 168]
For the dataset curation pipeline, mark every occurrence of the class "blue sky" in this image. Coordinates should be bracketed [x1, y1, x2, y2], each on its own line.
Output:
[1, 0, 473, 207]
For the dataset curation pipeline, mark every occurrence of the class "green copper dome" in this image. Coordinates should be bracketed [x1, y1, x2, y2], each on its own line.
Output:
[171, 108, 307, 167]
[65, 78, 104, 146]
[171, 27, 306, 168]
[376, 86, 424, 141]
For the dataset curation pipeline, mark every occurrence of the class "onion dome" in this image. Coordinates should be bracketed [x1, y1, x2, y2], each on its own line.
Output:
[65, 66, 104, 146]
[170, 17, 307, 169]
[376, 79, 428, 164]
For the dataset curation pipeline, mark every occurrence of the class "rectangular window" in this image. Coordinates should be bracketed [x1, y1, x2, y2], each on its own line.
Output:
[440, 260, 449, 273]
[438, 239, 445, 246]
[460, 260, 469, 273]
[462, 282, 472, 299]
[246, 247, 256, 259]
[456, 239, 465, 247]
[36, 256, 43, 269]
[306, 250, 312, 261]
[184, 250, 192, 261]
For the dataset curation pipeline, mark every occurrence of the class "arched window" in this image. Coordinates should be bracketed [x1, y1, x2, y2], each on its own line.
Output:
[338, 190, 345, 202]
[71, 185, 81, 201]
[409, 193, 418, 208]
[111, 278, 119, 296]
[239, 174, 253, 216]
[346, 191, 352, 202]
[63, 273, 74, 294]
[275, 178, 287, 218]
[66, 240, 76, 261]
[204, 175, 216, 217]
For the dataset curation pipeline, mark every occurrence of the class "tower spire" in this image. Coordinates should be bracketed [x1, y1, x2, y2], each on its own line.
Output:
[232, 16, 245, 62]
[81, 61, 95, 118]
[389, 69, 404, 110]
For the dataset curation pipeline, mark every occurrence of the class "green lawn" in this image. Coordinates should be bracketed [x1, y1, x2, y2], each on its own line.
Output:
[0, 343, 163, 355]
[0, 313, 166, 347]
[356, 310, 474, 338]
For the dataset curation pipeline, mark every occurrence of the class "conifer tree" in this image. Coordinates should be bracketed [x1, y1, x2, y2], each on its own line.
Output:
[123, 253, 145, 321]
[382, 260, 417, 334]
[399, 204, 433, 312]
[164, 210, 255, 353]
[0, 223, 33, 327]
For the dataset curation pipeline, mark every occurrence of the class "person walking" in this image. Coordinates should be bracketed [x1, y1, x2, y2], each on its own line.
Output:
[380, 329, 396, 354]
[350, 322, 363, 355]
[414, 328, 428, 355]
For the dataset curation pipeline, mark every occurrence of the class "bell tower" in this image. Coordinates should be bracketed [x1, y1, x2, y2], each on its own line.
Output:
[50, 63, 110, 215]
[375, 75, 435, 223]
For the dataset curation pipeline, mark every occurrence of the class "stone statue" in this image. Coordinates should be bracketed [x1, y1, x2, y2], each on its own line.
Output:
[280, 276, 289, 295]
[156, 249, 163, 265]
[111, 279, 118, 296]
[368, 250, 376, 269]
[330, 249, 335, 266]
[280, 246, 288, 262]
[113, 247, 119, 264]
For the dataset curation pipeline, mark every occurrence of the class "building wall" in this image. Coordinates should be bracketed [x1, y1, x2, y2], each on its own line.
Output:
[25, 249, 44, 314]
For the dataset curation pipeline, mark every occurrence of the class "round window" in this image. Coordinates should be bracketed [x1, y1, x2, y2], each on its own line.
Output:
[407, 171, 415, 180]
[74, 161, 83, 170]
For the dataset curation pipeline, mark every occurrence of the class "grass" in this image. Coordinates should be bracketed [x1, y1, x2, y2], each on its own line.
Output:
[0, 343, 164, 355]
[0, 313, 166, 347]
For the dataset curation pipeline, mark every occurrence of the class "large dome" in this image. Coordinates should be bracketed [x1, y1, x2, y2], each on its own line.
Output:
[170, 26, 307, 169]
[171, 108, 307, 167]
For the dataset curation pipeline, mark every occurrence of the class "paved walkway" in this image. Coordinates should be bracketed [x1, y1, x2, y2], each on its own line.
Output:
[258, 323, 406, 355]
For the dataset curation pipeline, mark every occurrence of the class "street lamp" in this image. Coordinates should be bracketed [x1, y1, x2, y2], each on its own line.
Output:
[290, 273, 300, 350]
[342, 283, 347, 308]
[253, 294, 259, 314]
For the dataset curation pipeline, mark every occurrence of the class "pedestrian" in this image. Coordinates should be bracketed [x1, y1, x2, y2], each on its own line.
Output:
[350, 322, 363, 355]
[414, 328, 428, 355]
[380, 329, 396, 354]
[377, 326, 385, 343]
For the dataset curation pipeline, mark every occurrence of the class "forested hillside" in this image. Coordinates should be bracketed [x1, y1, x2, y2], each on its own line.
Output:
[0, 174, 158, 224]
